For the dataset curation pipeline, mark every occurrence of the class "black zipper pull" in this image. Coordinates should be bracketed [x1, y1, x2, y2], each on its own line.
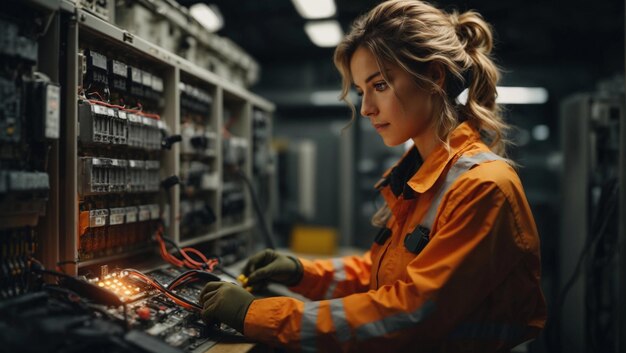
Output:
[374, 227, 392, 245]
[404, 225, 430, 254]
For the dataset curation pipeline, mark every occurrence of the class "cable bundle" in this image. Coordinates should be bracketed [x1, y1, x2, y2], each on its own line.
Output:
[154, 226, 219, 271]
[123, 268, 219, 312]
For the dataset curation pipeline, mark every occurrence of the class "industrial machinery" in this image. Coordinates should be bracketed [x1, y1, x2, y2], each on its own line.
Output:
[0, 0, 274, 351]
[558, 77, 623, 353]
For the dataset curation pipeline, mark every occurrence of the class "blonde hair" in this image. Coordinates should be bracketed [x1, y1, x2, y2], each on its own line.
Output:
[333, 0, 511, 227]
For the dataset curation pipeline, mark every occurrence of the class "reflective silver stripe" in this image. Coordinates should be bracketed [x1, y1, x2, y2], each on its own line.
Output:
[324, 258, 346, 299]
[301, 302, 320, 353]
[329, 298, 351, 343]
[421, 152, 505, 230]
[354, 300, 436, 341]
[447, 322, 526, 342]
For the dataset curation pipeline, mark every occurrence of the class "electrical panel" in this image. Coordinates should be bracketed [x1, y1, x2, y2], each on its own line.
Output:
[179, 80, 218, 240]
[0, 3, 59, 299]
[113, 0, 259, 87]
[220, 101, 250, 229]
[559, 82, 623, 353]
[79, 0, 110, 21]
[0, 1, 274, 351]
[47, 2, 274, 276]
[75, 43, 167, 262]
[0, 265, 233, 353]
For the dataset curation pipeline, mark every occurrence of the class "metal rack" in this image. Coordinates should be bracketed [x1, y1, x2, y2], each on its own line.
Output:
[53, 2, 273, 275]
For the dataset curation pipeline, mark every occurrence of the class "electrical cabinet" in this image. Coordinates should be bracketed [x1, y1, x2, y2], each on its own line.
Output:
[0, 0, 274, 275]
[1, 0, 275, 351]
[0, 0, 61, 298]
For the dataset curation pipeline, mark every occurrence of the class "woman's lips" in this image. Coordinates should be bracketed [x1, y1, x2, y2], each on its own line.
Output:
[373, 123, 390, 132]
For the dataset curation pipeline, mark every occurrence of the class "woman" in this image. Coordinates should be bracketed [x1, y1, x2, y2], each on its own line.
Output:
[199, 1, 547, 352]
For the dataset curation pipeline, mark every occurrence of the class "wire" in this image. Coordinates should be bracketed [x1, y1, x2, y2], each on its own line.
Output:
[122, 268, 202, 311]
[214, 264, 238, 280]
[31, 267, 75, 282]
[155, 225, 219, 271]
[87, 91, 105, 101]
[167, 269, 220, 290]
[85, 99, 161, 120]
[547, 179, 619, 352]
[232, 166, 277, 249]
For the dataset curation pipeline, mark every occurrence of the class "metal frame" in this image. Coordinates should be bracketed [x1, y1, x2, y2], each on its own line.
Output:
[56, 3, 274, 274]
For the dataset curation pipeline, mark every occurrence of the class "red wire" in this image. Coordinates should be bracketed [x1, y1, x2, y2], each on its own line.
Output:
[126, 270, 199, 311]
[155, 227, 220, 272]
[87, 91, 105, 101]
[88, 99, 125, 110]
[87, 99, 161, 120]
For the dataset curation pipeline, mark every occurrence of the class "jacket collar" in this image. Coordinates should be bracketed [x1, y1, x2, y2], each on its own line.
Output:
[375, 122, 480, 195]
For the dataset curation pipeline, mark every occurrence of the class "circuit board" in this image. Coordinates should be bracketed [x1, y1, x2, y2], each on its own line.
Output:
[86, 266, 240, 353]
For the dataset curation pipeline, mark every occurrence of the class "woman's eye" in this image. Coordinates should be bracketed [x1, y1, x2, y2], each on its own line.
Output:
[374, 82, 388, 91]
[356, 90, 364, 97]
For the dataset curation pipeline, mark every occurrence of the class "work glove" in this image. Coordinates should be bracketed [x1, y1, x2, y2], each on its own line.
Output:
[199, 281, 255, 333]
[242, 249, 303, 288]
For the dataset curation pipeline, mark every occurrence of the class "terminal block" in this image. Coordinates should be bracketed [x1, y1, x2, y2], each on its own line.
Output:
[127, 112, 143, 147]
[138, 205, 151, 222]
[89, 208, 109, 228]
[127, 159, 145, 192]
[125, 206, 139, 223]
[109, 59, 128, 92]
[79, 101, 113, 144]
[127, 113, 163, 150]
[80, 101, 164, 149]
[127, 159, 160, 193]
[142, 116, 162, 150]
[79, 157, 127, 195]
[112, 109, 128, 144]
[144, 160, 161, 192]
[78, 203, 161, 257]
[109, 207, 126, 226]
[79, 157, 160, 195]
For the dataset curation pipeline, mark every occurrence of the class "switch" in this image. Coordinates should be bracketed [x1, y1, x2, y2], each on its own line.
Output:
[136, 306, 151, 321]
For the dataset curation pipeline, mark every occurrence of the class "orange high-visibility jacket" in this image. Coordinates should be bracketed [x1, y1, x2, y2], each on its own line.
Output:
[244, 122, 547, 352]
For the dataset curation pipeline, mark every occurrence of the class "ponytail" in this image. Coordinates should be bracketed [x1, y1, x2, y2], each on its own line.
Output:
[450, 10, 510, 155]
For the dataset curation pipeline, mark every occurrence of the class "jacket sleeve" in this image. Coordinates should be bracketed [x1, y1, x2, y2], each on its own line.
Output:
[243, 180, 539, 352]
[287, 252, 372, 300]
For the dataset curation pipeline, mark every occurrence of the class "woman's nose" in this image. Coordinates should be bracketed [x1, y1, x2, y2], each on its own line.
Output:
[360, 94, 378, 118]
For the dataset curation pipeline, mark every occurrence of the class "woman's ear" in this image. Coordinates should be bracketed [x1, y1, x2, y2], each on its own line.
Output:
[428, 62, 446, 91]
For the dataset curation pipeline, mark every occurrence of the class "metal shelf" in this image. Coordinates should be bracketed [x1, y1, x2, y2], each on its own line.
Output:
[178, 219, 254, 248]
[77, 247, 154, 268]
[218, 219, 255, 237]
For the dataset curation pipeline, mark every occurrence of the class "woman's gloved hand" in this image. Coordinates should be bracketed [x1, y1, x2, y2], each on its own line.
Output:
[199, 281, 255, 333]
[242, 249, 303, 288]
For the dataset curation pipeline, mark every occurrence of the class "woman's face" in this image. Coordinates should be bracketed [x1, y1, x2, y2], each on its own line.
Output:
[350, 45, 433, 147]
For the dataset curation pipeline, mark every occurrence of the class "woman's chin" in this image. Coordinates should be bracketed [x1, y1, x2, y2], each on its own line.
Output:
[380, 136, 406, 147]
